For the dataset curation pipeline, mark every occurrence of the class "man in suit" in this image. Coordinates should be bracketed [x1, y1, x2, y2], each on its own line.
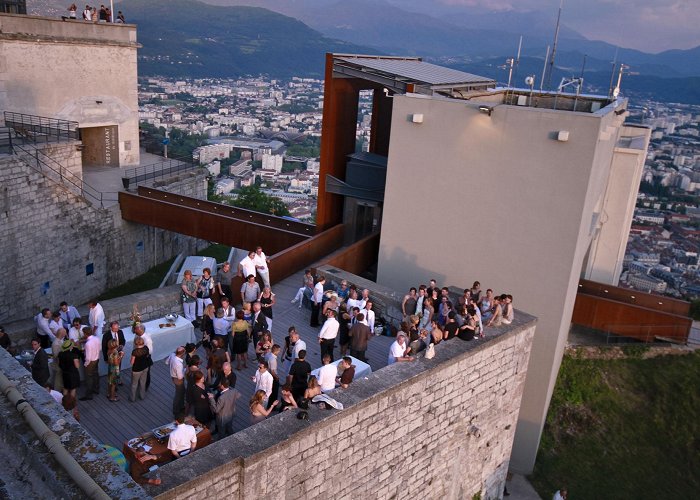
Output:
[207, 378, 240, 438]
[349, 313, 372, 362]
[30, 338, 50, 386]
[102, 321, 126, 363]
[250, 301, 268, 347]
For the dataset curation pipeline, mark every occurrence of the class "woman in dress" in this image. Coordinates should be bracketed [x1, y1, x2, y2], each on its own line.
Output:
[129, 336, 150, 402]
[107, 339, 124, 402]
[188, 371, 213, 427]
[419, 295, 434, 330]
[255, 331, 272, 364]
[200, 303, 215, 356]
[304, 376, 322, 400]
[291, 269, 314, 307]
[322, 293, 339, 320]
[469, 281, 482, 304]
[241, 302, 253, 325]
[207, 340, 224, 390]
[250, 389, 278, 424]
[231, 310, 251, 370]
[277, 385, 298, 412]
[458, 306, 478, 341]
[486, 296, 503, 328]
[501, 294, 514, 325]
[259, 287, 275, 333]
[58, 339, 81, 400]
[338, 306, 351, 357]
[195, 268, 214, 319]
[478, 289, 494, 323]
[181, 270, 198, 321]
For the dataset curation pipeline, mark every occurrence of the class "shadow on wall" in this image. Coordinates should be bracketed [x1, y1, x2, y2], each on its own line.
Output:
[377, 245, 447, 291]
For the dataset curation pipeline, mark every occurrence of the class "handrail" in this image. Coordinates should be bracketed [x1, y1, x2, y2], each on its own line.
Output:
[12, 143, 118, 208]
[4, 111, 80, 144]
[123, 154, 200, 188]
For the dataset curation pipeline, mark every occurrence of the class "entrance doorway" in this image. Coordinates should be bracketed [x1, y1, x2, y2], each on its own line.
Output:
[80, 125, 119, 167]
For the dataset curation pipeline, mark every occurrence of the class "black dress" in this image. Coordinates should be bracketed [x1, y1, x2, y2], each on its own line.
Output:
[59, 348, 81, 390]
[189, 384, 213, 425]
[231, 327, 249, 355]
[260, 295, 273, 322]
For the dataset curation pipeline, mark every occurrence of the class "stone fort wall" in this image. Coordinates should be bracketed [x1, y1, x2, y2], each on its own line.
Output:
[0, 151, 207, 324]
[148, 316, 536, 500]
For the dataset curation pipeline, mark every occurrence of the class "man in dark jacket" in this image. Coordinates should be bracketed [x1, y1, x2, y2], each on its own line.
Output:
[30, 338, 50, 386]
[208, 379, 240, 438]
[102, 321, 126, 362]
[250, 302, 268, 347]
[349, 313, 371, 362]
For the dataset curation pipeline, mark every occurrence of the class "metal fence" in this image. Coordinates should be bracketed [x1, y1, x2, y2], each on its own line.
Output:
[122, 155, 201, 189]
[4, 111, 80, 144]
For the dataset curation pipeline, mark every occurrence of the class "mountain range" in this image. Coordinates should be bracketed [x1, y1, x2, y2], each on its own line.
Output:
[26, 0, 700, 103]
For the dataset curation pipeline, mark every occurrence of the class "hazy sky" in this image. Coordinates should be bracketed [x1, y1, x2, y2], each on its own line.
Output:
[395, 0, 700, 52]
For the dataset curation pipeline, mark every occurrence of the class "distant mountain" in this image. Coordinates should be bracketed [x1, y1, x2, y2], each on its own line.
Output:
[117, 0, 374, 78]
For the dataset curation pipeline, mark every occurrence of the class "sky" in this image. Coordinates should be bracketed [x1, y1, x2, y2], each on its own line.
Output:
[393, 0, 700, 53]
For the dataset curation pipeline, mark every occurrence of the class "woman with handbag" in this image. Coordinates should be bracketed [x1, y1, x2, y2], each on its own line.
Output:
[195, 268, 214, 320]
[130, 336, 150, 402]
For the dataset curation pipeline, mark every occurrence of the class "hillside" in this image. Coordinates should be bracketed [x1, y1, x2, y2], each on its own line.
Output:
[532, 348, 700, 499]
[120, 0, 373, 78]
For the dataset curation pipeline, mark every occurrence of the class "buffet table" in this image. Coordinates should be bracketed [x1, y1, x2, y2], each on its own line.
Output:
[98, 315, 195, 376]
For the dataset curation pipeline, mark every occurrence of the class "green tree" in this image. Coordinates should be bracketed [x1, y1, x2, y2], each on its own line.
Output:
[231, 185, 290, 216]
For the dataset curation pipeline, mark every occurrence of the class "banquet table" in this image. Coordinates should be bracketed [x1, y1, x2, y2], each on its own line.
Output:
[310, 355, 372, 382]
[98, 315, 195, 376]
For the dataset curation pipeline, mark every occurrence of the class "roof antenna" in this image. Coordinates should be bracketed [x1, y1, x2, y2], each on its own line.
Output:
[540, 45, 550, 92]
[546, 0, 564, 90]
[608, 46, 619, 99]
[504, 35, 523, 103]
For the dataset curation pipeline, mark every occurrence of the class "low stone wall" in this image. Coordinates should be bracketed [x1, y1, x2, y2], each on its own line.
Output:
[0, 349, 145, 499]
[4, 285, 183, 349]
[146, 314, 536, 500]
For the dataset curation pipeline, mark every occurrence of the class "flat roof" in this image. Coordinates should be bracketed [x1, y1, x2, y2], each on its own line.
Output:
[332, 54, 495, 95]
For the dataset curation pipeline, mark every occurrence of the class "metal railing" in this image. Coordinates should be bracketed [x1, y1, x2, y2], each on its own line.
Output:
[122, 155, 201, 189]
[12, 142, 118, 208]
[4, 111, 80, 144]
[574, 323, 690, 345]
[0, 127, 11, 154]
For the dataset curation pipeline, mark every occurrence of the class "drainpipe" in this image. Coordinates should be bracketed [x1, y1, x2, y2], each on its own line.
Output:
[0, 371, 111, 500]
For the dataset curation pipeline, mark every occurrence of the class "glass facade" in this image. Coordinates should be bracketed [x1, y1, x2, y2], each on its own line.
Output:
[0, 0, 27, 14]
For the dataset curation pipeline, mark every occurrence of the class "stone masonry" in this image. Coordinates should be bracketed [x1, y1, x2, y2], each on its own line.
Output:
[0, 153, 207, 324]
[147, 314, 536, 500]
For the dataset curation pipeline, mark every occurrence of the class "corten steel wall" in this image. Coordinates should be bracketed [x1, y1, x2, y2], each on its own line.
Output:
[571, 293, 691, 342]
[577, 279, 691, 316]
[119, 191, 308, 255]
[147, 316, 536, 500]
[320, 232, 380, 276]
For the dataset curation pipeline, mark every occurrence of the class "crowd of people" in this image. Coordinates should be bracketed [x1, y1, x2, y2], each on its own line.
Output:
[64, 4, 125, 23]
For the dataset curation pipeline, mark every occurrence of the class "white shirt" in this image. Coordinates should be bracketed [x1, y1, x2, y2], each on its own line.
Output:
[361, 308, 375, 333]
[264, 351, 278, 377]
[292, 339, 307, 362]
[89, 303, 105, 334]
[213, 317, 230, 336]
[388, 340, 406, 365]
[68, 325, 84, 343]
[140, 332, 154, 355]
[346, 298, 362, 311]
[313, 282, 324, 303]
[84, 335, 101, 365]
[318, 317, 339, 340]
[83, 8, 91, 20]
[254, 370, 273, 400]
[254, 251, 269, 272]
[167, 423, 197, 452]
[167, 353, 185, 380]
[239, 256, 257, 278]
[35, 314, 54, 339]
[318, 363, 337, 392]
[49, 319, 63, 336]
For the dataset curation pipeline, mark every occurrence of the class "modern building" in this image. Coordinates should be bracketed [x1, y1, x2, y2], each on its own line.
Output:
[317, 54, 651, 473]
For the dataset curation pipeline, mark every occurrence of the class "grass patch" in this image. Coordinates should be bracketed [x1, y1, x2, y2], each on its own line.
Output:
[96, 245, 231, 301]
[531, 351, 700, 499]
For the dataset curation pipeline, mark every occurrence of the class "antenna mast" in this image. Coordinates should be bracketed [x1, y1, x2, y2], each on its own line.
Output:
[547, 0, 564, 90]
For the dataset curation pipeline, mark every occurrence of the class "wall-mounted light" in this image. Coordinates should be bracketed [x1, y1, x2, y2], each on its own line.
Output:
[478, 105, 493, 116]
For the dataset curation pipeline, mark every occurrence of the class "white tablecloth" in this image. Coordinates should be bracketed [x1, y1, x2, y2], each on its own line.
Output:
[98, 315, 195, 376]
[310, 356, 372, 382]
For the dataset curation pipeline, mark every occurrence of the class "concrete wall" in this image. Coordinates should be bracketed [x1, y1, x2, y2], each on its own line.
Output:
[0, 13, 140, 166]
[147, 315, 536, 500]
[0, 153, 207, 324]
[376, 93, 634, 472]
[0, 349, 145, 499]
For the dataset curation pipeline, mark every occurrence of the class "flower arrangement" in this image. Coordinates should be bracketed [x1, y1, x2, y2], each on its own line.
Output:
[130, 304, 142, 329]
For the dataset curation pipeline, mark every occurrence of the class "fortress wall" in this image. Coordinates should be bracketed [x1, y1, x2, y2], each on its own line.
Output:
[149, 316, 536, 500]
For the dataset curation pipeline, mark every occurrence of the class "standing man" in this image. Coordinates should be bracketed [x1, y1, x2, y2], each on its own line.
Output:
[252, 360, 273, 407]
[167, 413, 197, 458]
[254, 246, 271, 288]
[207, 379, 240, 438]
[318, 309, 339, 362]
[265, 344, 281, 407]
[58, 301, 81, 330]
[216, 261, 235, 301]
[402, 288, 417, 322]
[251, 302, 268, 347]
[317, 354, 337, 392]
[167, 347, 186, 418]
[287, 349, 311, 404]
[88, 300, 105, 336]
[51, 328, 67, 393]
[349, 313, 371, 362]
[310, 276, 325, 327]
[35, 308, 54, 348]
[238, 250, 257, 280]
[362, 301, 376, 335]
[241, 274, 261, 304]
[102, 321, 126, 363]
[80, 327, 101, 400]
[30, 338, 50, 386]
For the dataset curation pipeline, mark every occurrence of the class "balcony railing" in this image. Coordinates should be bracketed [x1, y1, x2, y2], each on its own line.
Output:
[4, 111, 80, 144]
[122, 155, 201, 189]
